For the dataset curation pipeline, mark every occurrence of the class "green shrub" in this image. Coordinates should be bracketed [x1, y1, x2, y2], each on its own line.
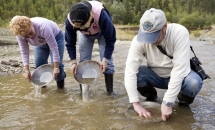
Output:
[178, 12, 212, 29]
[0, 19, 9, 28]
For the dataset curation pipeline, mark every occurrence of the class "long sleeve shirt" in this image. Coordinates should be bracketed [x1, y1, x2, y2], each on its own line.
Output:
[65, 9, 116, 60]
[16, 17, 61, 66]
[124, 23, 191, 103]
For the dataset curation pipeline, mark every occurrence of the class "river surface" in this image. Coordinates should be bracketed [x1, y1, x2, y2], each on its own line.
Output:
[0, 40, 215, 130]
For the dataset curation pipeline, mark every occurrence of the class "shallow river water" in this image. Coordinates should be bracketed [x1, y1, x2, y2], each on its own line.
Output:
[0, 40, 215, 130]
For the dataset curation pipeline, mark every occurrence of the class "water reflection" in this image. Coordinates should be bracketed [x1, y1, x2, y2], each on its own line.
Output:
[0, 71, 214, 130]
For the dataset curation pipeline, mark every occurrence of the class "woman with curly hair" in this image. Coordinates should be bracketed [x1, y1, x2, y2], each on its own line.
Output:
[9, 16, 66, 89]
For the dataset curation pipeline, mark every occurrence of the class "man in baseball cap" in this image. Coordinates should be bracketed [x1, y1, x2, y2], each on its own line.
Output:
[124, 8, 203, 121]
[137, 8, 167, 44]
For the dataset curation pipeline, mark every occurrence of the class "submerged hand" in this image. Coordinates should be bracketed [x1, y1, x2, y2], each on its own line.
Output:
[133, 102, 151, 118]
[161, 103, 172, 121]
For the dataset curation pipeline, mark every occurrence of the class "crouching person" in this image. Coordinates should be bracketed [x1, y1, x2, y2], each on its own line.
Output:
[124, 8, 203, 121]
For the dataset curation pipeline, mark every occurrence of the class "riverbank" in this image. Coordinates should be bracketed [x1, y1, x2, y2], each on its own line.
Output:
[1, 24, 215, 45]
[191, 24, 215, 44]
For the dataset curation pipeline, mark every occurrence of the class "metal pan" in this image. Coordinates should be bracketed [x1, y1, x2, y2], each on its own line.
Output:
[31, 64, 54, 87]
[74, 60, 102, 84]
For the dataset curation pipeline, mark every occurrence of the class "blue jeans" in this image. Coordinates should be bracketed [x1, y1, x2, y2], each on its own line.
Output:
[78, 32, 115, 74]
[34, 31, 66, 81]
[137, 65, 203, 97]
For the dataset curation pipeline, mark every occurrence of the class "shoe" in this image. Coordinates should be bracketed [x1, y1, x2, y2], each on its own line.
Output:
[178, 100, 190, 106]
[177, 92, 195, 106]
[145, 96, 157, 101]
[104, 73, 114, 94]
[57, 79, 64, 89]
[137, 84, 157, 101]
[80, 84, 82, 92]
[41, 85, 46, 88]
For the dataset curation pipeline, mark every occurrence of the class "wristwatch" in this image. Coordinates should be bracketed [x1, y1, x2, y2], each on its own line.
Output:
[162, 100, 175, 107]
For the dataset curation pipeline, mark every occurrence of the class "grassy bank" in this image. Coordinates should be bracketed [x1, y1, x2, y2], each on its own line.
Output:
[115, 25, 138, 41]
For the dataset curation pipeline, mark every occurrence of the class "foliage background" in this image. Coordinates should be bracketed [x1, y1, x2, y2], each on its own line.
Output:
[0, 0, 215, 29]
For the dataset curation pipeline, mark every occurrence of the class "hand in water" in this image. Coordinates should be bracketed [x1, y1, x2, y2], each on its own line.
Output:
[161, 103, 172, 121]
[133, 102, 151, 118]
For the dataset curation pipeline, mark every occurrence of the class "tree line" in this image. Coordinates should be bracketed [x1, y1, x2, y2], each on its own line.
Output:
[0, 0, 215, 29]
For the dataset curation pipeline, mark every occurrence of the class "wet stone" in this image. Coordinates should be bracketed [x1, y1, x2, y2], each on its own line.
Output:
[0, 60, 23, 75]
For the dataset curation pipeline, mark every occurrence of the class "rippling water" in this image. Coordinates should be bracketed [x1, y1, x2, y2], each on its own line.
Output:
[0, 40, 215, 130]
[0, 71, 214, 130]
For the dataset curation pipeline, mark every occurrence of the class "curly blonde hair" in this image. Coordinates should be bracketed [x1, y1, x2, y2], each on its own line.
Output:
[9, 16, 32, 36]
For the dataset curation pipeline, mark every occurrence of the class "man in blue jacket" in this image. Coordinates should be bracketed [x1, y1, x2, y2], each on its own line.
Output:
[65, 1, 116, 95]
